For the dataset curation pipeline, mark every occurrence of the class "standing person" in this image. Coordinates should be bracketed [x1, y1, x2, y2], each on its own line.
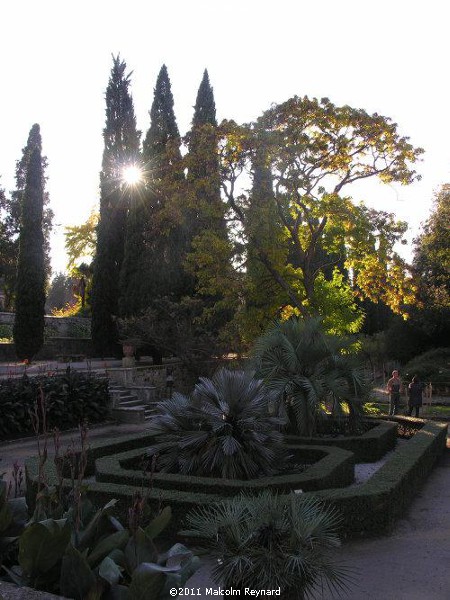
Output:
[387, 370, 402, 416]
[408, 375, 424, 417]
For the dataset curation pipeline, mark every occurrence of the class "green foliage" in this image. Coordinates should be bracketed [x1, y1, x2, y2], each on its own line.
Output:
[117, 296, 230, 377]
[414, 185, 450, 291]
[184, 490, 351, 599]
[120, 64, 190, 320]
[218, 96, 422, 337]
[0, 475, 28, 570]
[66, 319, 91, 339]
[64, 210, 98, 273]
[287, 420, 397, 462]
[0, 370, 109, 437]
[91, 55, 140, 356]
[13, 125, 47, 361]
[404, 348, 450, 390]
[147, 369, 288, 479]
[252, 317, 369, 436]
[183, 70, 237, 347]
[411, 184, 450, 348]
[0, 127, 53, 311]
[0, 323, 13, 342]
[3, 492, 199, 598]
[46, 273, 76, 313]
[97, 443, 355, 495]
[309, 419, 447, 538]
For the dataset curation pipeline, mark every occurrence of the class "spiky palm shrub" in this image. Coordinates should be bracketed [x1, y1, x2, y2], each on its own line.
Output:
[252, 317, 369, 436]
[184, 490, 352, 599]
[146, 369, 287, 479]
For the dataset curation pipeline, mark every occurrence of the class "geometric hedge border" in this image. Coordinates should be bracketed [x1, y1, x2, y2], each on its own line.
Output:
[95, 444, 355, 496]
[25, 418, 447, 539]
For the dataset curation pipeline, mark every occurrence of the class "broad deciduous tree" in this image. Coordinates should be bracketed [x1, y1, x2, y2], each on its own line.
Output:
[218, 96, 423, 334]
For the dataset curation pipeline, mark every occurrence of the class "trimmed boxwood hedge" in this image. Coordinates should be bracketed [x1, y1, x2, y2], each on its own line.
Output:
[302, 419, 447, 538]
[25, 418, 447, 539]
[286, 419, 397, 462]
[94, 444, 355, 495]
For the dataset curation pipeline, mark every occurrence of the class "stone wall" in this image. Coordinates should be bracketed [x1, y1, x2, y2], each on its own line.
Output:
[0, 337, 94, 362]
[0, 312, 91, 337]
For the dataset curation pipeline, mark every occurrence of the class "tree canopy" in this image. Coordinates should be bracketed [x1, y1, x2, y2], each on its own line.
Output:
[217, 96, 423, 335]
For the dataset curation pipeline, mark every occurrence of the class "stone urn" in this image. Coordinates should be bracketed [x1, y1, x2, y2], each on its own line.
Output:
[121, 340, 137, 368]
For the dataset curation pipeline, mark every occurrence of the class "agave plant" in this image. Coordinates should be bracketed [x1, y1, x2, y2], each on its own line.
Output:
[146, 368, 288, 479]
[183, 490, 352, 599]
[252, 317, 369, 436]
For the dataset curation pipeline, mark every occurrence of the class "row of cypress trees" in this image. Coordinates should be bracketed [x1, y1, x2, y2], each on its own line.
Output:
[90, 58, 228, 357]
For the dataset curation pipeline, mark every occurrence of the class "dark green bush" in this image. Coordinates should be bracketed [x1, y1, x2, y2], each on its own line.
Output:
[94, 444, 355, 495]
[286, 419, 397, 462]
[307, 419, 447, 538]
[26, 418, 447, 539]
[0, 323, 13, 342]
[0, 369, 110, 437]
[404, 348, 450, 393]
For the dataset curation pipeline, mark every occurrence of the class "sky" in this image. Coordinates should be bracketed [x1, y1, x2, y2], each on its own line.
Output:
[1, 0, 449, 275]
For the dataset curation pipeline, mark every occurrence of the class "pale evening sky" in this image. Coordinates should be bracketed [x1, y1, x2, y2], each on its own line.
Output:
[0, 0, 448, 275]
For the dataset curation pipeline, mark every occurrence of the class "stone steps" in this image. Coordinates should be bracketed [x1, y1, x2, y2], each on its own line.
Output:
[109, 382, 158, 424]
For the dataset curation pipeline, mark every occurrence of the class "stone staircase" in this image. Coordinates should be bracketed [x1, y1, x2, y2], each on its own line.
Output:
[109, 383, 159, 424]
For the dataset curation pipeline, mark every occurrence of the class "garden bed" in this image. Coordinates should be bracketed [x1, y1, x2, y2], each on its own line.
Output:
[25, 417, 447, 539]
[286, 419, 397, 462]
[304, 419, 447, 538]
[94, 444, 355, 495]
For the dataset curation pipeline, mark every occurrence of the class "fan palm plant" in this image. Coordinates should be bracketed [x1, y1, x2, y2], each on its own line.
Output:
[183, 490, 352, 599]
[146, 369, 287, 479]
[252, 317, 369, 436]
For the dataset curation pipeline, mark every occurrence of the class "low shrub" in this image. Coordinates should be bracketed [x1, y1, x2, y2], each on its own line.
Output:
[307, 419, 447, 538]
[94, 444, 355, 495]
[26, 418, 447, 539]
[183, 490, 352, 599]
[287, 419, 397, 462]
[66, 319, 91, 338]
[0, 369, 110, 437]
[147, 369, 288, 479]
[0, 323, 13, 342]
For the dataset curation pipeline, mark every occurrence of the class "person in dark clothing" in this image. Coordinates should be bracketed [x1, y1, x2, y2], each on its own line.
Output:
[408, 375, 424, 417]
[387, 370, 402, 416]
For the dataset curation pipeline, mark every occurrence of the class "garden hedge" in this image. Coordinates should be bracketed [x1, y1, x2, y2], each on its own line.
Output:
[302, 419, 448, 538]
[94, 444, 355, 495]
[25, 417, 447, 539]
[286, 419, 397, 462]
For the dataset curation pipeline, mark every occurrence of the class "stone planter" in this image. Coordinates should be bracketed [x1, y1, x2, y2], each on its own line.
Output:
[122, 342, 136, 368]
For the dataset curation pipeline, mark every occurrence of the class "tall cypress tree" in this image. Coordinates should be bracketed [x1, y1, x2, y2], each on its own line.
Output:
[244, 140, 286, 334]
[182, 70, 236, 339]
[91, 55, 140, 356]
[136, 64, 187, 307]
[13, 124, 46, 361]
[0, 127, 53, 310]
[187, 70, 225, 237]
